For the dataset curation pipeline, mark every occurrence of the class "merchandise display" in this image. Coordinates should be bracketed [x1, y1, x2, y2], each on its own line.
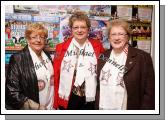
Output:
[5, 5, 153, 64]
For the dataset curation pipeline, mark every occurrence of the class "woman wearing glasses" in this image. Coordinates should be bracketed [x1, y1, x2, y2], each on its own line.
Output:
[6, 23, 54, 110]
[95, 19, 155, 110]
[53, 12, 104, 110]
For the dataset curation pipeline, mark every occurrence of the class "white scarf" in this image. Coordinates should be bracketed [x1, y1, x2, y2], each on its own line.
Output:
[28, 46, 54, 110]
[59, 38, 97, 102]
[99, 45, 128, 110]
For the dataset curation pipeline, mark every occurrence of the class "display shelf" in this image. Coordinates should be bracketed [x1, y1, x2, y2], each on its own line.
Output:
[5, 5, 153, 55]
[5, 46, 24, 51]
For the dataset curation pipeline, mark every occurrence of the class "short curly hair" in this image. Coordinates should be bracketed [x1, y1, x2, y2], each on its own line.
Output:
[108, 19, 131, 37]
[68, 11, 91, 29]
[25, 23, 48, 40]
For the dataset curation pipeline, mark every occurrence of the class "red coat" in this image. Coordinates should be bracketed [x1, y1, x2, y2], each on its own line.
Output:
[53, 37, 104, 109]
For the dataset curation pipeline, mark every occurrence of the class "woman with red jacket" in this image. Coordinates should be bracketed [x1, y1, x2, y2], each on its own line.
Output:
[53, 12, 104, 110]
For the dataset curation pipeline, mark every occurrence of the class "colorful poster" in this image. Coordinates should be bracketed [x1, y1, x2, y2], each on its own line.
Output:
[59, 15, 72, 42]
[59, 15, 110, 49]
[5, 13, 60, 51]
[5, 5, 153, 52]
[89, 19, 110, 49]
[5, 19, 29, 50]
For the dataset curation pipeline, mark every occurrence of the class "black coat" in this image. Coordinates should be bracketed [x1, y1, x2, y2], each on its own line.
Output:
[5, 45, 52, 109]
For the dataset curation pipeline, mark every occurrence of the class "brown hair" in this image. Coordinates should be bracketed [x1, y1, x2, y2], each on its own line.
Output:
[69, 11, 91, 29]
[108, 19, 131, 36]
[25, 23, 48, 40]
[5, 22, 11, 28]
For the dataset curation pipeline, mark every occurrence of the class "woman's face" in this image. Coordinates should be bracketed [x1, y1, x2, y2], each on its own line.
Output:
[72, 20, 89, 44]
[109, 26, 128, 52]
[27, 32, 46, 55]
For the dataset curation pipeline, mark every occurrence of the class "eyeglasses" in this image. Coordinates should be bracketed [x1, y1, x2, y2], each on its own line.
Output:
[72, 26, 88, 30]
[110, 33, 128, 38]
[30, 35, 46, 40]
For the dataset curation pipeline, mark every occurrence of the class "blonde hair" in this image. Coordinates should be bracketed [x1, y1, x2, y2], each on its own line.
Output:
[108, 19, 131, 36]
[25, 23, 48, 40]
[69, 11, 91, 29]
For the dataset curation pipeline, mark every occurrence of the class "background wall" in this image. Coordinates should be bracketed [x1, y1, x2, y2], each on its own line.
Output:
[5, 5, 154, 70]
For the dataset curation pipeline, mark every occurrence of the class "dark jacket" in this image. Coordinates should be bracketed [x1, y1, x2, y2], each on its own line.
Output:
[96, 46, 155, 110]
[5, 45, 52, 109]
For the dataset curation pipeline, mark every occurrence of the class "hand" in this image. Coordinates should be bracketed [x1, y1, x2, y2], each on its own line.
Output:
[38, 105, 47, 110]
[22, 99, 39, 110]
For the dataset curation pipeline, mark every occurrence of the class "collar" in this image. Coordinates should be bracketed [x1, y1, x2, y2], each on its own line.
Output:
[28, 45, 44, 59]
[72, 38, 88, 49]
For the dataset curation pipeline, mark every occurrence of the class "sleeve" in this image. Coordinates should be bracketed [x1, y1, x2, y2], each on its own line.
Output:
[95, 40, 105, 110]
[53, 45, 61, 109]
[95, 57, 105, 110]
[100, 42, 105, 53]
[98, 40, 105, 54]
[141, 53, 155, 109]
[5, 55, 28, 109]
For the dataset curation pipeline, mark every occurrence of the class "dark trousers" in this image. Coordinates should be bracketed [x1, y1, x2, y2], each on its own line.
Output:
[59, 92, 95, 110]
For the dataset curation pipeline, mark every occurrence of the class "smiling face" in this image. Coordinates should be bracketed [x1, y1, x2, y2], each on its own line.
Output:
[27, 32, 46, 55]
[25, 23, 48, 56]
[72, 20, 89, 45]
[109, 26, 129, 53]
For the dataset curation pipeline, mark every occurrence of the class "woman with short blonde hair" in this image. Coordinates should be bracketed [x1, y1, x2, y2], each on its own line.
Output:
[6, 23, 54, 110]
